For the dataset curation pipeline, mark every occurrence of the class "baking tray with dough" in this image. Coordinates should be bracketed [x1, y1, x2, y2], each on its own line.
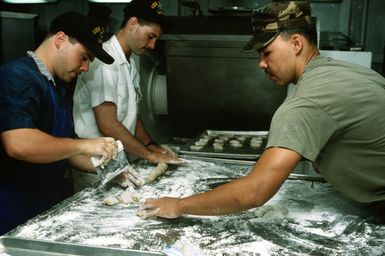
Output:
[180, 130, 269, 160]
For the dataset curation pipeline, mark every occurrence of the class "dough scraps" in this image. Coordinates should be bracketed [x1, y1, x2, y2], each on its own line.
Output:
[142, 163, 169, 185]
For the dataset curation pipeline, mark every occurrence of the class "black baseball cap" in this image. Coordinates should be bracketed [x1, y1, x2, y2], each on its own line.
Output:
[49, 11, 114, 64]
[123, 0, 165, 27]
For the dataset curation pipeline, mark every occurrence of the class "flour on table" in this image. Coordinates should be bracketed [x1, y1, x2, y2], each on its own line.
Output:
[163, 239, 205, 256]
[250, 204, 289, 222]
[8, 159, 385, 256]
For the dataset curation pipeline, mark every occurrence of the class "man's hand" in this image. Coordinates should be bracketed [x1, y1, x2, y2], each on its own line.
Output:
[112, 164, 143, 187]
[147, 145, 184, 165]
[89, 137, 119, 167]
[139, 197, 183, 219]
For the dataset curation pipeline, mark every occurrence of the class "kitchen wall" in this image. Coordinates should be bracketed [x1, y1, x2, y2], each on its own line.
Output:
[0, 0, 384, 73]
[346, 0, 385, 73]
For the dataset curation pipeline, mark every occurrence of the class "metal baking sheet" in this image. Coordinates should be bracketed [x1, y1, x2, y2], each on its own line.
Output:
[180, 130, 268, 160]
[6, 158, 384, 255]
[0, 236, 165, 256]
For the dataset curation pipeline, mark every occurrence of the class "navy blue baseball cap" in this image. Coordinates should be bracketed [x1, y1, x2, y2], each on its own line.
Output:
[49, 11, 114, 64]
[123, 0, 165, 27]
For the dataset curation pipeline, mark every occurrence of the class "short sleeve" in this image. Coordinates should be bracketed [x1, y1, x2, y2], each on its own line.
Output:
[78, 59, 119, 108]
[266, 98, 338, 161]
[0, 64, 43, 132]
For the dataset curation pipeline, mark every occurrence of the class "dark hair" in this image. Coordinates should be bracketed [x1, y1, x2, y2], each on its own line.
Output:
[45, 31, 79, 44]
[120, 16, 158, 29]
[119, 0, 164, 29]
[280, 20, 318, 46]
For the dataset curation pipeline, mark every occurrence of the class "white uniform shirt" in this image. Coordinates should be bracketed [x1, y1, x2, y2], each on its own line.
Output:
[73, 35, 141, 138]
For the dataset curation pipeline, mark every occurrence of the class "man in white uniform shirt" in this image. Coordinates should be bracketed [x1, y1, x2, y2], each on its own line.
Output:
[73, 0, 181, 191]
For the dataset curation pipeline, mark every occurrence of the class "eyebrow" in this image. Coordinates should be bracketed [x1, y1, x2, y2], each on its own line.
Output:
[149, 32, 160, 39]
[259, 48, 269, 55]
[81, 51, 94, 61]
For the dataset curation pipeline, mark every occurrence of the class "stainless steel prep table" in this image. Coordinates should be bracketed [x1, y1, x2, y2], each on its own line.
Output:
[3, 158, 385, 256]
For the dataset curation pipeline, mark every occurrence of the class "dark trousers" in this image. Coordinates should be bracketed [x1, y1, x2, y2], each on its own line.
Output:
[0, 179, 73, 235]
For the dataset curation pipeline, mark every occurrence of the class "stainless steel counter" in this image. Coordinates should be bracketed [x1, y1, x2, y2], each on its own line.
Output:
[3, 158, 385, 255]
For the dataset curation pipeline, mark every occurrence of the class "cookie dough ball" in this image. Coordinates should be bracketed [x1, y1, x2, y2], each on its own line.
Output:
[195, 141, 207, 146]
[229, 139, 243, 148]
[214, 138, 225, 144]
[212, 142, 224, 151]
[190, 145, 203, 151]
[218, 135, 230, 142]
[236, 135, 248, 142]
[250, 142, 262, 149]
[103, 197, 119, 206]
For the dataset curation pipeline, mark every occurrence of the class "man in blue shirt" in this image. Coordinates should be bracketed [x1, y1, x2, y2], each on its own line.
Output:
[0, 12, 118, 234]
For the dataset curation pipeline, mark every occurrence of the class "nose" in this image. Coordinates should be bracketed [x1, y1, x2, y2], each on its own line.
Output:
[147, 39, 157, 50]
[80, 61, 90, 72]
[258, 57, 267, 69]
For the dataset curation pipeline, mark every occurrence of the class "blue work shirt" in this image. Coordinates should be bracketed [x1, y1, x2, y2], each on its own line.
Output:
[0, 55, 75, 234]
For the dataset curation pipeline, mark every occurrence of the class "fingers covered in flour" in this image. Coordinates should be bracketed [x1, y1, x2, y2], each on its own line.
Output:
[139, 197, 183, 219]
[113, 165, 143, 187]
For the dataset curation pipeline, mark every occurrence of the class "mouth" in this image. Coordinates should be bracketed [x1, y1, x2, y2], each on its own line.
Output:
[73, 70, 82, 76]
[266, 70, 275, 80]
[68, 71, 81, 81]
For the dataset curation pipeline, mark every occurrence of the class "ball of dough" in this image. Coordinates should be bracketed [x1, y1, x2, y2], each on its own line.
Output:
[103, 197, 119, 206]
[190, 145, 203, 151]
[229, 140, 243, 148]
[212, 142, 224, 151]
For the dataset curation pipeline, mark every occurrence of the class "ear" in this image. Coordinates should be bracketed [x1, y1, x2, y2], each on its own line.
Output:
[54, 31, 67, 49]
[289, 34, 303, 55]
[127, 16, 139, 31]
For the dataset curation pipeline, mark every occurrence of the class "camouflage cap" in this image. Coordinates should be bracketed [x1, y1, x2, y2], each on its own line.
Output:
[243, 1, 313, 52]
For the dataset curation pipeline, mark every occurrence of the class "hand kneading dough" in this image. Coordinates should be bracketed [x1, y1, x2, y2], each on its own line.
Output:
[103, 163, 168, 206]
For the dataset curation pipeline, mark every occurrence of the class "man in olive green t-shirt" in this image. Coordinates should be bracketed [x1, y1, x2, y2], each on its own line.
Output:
[139, 1, 385, 223]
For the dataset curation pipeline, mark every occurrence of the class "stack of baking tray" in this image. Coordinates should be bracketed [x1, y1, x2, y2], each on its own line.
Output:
[179, 130, 268, 160]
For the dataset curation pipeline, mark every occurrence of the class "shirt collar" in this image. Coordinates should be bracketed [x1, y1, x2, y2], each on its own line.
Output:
[27, 51, 56, 86]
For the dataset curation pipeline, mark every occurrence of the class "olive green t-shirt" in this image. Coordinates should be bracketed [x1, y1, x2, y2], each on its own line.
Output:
[267, 55, 385, 203]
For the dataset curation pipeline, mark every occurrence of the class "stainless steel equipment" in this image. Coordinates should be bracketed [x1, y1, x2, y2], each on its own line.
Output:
[139, 32, 287, 140]
[165, 35, 287, 137]
[0, 11, 39, 64]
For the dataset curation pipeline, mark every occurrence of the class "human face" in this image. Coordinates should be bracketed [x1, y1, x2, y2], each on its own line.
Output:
[130, 22, 161, 56]
[258, 35, 297, 87]
[55, 35, 94, 83]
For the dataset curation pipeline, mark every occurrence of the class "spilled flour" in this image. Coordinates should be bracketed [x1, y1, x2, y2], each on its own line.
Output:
[6, 159, 385, 256]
